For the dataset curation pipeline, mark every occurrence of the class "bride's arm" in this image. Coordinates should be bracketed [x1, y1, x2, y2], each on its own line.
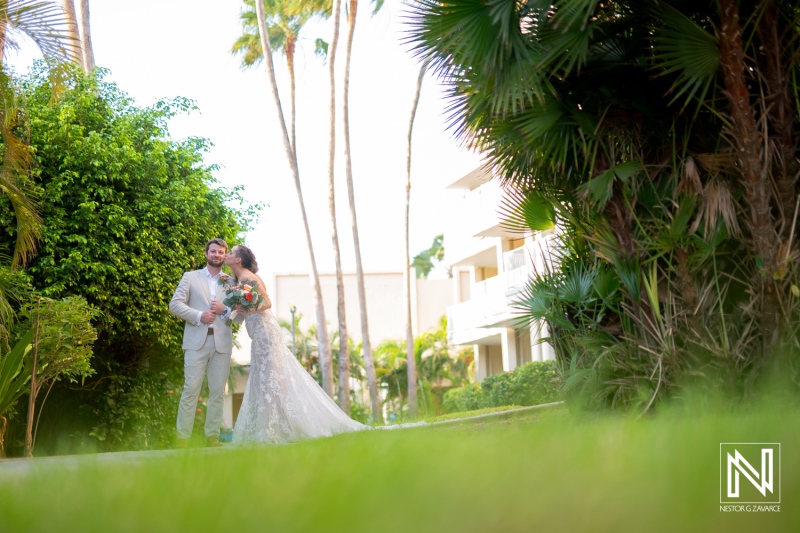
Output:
[255, 274, 272, 310]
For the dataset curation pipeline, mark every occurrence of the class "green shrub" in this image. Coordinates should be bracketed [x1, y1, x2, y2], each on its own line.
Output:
[442, 384, 484, 413]
[443, 361, 561, 414]
[482, 360, 561, 408]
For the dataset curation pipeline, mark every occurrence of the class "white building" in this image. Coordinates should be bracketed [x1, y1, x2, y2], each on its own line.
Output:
[444, 165, 555, 382]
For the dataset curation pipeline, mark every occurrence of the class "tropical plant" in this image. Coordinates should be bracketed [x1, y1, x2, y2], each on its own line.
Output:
[0, 327, 32, 456]
[0, 261, 30, 348]
[408, 0, 800, 411]
[247, 0, 337, 396]
[411, 234, 444, 278]
[278, 313, 322, 382]
[376, 316, 472, 417]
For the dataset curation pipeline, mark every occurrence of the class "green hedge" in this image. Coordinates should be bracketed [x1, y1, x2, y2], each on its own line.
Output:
[443, 360, 561, 414]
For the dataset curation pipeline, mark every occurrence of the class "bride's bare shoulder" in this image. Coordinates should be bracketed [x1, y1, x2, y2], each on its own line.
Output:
[239, 270, 268, 294]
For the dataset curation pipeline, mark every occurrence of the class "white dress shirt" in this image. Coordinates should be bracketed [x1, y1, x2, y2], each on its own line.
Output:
[196, 267, 230, 328]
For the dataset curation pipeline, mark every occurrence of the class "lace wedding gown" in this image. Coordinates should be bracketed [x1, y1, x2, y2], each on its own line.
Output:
[232, 308, 368, 445]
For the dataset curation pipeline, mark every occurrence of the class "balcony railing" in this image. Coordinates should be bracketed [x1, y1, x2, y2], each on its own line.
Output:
[447, 236, 557, 342]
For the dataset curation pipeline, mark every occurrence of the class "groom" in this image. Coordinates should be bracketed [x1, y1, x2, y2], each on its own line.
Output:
[169, 238, 242, 448]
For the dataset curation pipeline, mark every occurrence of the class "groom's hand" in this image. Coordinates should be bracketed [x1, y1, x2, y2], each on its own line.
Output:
[210, 300, 225, 315]
[200, 311, 216, 324]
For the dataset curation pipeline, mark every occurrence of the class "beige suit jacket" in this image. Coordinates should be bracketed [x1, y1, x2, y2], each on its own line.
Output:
[169, 269, 242, 354]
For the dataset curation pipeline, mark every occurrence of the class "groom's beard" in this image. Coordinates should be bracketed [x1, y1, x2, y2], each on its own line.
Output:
[207, 258, 224, 268]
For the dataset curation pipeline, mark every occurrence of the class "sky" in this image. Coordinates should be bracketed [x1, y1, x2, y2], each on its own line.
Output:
[9, 0, 483, 284]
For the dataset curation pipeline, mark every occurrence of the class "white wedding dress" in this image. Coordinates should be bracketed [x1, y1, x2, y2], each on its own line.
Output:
[232, 308, 369, 445]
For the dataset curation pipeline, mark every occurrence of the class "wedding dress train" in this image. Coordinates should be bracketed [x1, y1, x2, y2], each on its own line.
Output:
[232, 309, 368, 445]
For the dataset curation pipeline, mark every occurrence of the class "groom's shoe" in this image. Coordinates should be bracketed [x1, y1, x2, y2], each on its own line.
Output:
[175, 438, 189, 449]
[206, 436, 223, 448]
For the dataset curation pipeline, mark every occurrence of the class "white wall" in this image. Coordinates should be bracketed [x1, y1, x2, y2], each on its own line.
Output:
[271, 271, 454, 344]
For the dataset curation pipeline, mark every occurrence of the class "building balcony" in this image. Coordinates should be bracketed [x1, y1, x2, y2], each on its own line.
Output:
[446, 236, 555, 345]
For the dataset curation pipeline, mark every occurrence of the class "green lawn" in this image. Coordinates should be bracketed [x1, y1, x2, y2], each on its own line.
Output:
[0, 404, 795, 532]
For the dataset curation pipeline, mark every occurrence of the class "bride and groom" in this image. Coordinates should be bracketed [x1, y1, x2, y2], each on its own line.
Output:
[169, 238, 366, 448]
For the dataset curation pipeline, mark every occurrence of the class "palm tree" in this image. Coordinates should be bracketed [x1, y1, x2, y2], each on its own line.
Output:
[250, 0, 336, 396]
[340, 0, 384, 422]
[323, 0, 351, 412]
[408, 0, 800, 409]
[233, 0, 330, 157]
[403, 64, 425, 417]
[0, 1, 77, 268]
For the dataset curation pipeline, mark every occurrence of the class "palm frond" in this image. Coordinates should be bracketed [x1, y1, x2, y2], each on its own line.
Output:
[651, 3, 719, 107]
[1, 0, 78, 63]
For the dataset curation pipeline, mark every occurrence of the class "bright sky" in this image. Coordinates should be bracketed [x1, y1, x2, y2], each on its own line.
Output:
[9, 0, 482, 282]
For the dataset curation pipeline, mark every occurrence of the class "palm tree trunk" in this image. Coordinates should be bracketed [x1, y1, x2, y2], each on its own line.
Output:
[755, 0, 796, 239]
[60, 0, 83, 69]
[326, 0, 350, 412]
[287, 37, 296, 159]
[717, 0, 781, 338]
[342, 0, 381, 423]
[254, 0, 334, 396]
[76, 0, 95, 71]
[404, 65, 426, 417]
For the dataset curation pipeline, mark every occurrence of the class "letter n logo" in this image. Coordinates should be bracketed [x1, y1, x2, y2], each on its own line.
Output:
[720, 443, 781, 504]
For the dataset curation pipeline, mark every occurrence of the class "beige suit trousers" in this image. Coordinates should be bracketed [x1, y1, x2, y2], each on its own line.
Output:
[176, 333, 230, 439]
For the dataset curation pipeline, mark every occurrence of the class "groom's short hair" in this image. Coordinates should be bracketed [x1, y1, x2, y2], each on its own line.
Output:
[205, 238, 228, 252]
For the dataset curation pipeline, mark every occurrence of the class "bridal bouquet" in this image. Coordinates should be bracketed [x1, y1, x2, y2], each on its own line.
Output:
[218, 275, 267, 325]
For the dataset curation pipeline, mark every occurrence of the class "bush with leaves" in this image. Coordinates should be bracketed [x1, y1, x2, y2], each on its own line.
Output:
[18, 296, 98, 454]
[0, 64, 256, 454]
[442, 361, 561, 414]
[441, 383, 484, 414]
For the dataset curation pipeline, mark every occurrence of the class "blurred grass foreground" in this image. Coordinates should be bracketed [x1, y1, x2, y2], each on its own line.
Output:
[0, 403, 796, 532]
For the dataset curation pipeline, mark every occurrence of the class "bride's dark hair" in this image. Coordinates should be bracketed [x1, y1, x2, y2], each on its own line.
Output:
[234, 245, 259, 273]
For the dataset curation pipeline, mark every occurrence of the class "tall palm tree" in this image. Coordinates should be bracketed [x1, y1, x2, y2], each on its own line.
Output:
[324, 0, 351, 412]
[250, 0, 336, 396]
[340, 0, 384, 422]
[233, 0, 330, 157]
[403, 64, 425, 417]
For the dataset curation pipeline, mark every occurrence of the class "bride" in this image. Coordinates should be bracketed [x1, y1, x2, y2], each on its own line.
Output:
[224, 245, 368, 444]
